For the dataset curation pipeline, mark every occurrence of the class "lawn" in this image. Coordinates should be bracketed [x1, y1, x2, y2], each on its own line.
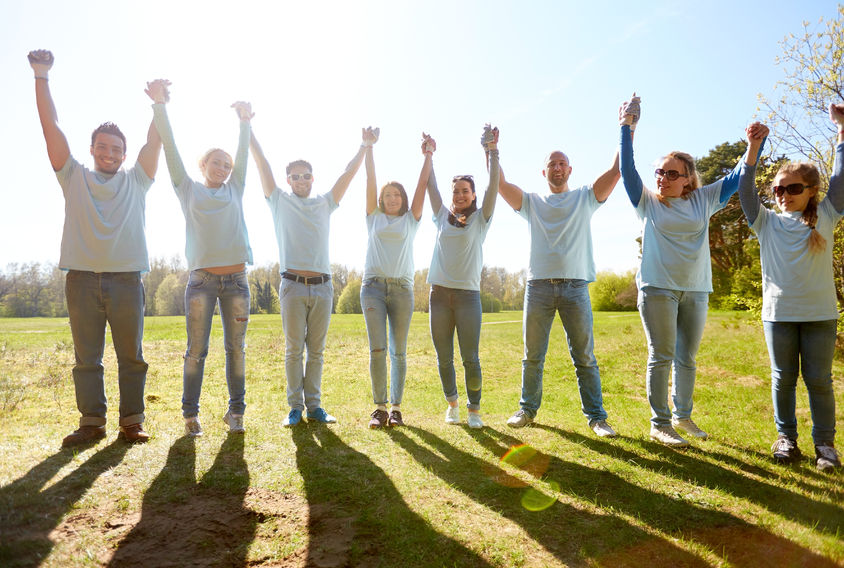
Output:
[0, 311, 842, 567]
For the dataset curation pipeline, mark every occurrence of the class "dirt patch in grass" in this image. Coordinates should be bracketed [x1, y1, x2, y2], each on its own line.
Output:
[592, 525, 841, 567]
[47, 488, 362, 567]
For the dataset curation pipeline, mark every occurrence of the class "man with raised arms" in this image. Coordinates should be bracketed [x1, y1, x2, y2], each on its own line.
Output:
[499, 144, 621, 437]
[28, 50, 163, 446]
[250, 124, 378, 426]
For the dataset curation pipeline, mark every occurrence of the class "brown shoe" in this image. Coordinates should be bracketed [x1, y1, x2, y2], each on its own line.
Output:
[118, 423, 150, 444]
[388, 410, 404, 427]
[62, 425, 106, 448]
[368, 409, 388, 429]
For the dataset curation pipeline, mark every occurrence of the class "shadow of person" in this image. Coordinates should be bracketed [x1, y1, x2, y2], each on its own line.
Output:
[490, 424, 840, 567]
[0, 441, 130, 566]
[390, 425, 705, 566]
[108, 434, 255, 567]
[291, 424, 493, 567]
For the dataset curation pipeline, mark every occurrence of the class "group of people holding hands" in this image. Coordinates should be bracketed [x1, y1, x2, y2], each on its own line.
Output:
[28, 50, 842, 473]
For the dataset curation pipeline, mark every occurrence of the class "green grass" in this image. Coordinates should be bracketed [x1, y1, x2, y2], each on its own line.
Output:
[0, 311, 842, 567]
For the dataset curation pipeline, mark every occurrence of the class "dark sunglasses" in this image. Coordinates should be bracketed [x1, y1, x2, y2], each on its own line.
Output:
[452, 174, 474, 182]
[288, 173, 313, 181]
[654, 168, 688, 181]
[772, 183, 807, 197]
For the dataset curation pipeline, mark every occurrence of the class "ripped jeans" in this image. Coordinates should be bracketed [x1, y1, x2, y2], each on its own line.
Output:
[182, 269, 250, 418]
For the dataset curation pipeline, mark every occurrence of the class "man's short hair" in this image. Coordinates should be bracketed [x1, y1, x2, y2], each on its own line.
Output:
[91, 122, 127, 154]
[286, 160, 313, 175]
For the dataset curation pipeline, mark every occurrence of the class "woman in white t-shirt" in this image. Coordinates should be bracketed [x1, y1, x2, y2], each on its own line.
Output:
[738, 104, 844, 472]
[361, 132, 432, 428]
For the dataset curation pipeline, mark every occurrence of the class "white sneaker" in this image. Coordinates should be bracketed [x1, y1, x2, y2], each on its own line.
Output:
[650, 424, 690, 448]
[506, 409, 533, 428]
[445, 405, 460, 424]
[184, 416, 203, 437]
[589, 419, 618, 438]
[467, 412, 484, 429]
[223, 411, 245, 433]
[672, 418, 708, 440]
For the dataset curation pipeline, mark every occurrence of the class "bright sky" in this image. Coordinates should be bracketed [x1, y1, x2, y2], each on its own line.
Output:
[3, 1, 840, 276]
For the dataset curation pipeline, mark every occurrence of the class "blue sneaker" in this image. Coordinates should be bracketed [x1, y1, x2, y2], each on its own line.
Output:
[307, 408, 337, 424]
[284, 408, 302, 427]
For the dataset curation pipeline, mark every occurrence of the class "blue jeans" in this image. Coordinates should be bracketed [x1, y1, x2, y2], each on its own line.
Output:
[280, 278, 333, 412]
[65, 270, 147, 427]
[638, 286, 709, 427]
[182, 269, 250, 418]
[763, 320, 837, 444]
[521, 279, 607, 422]
[361, 277, 414, 406]
[429, 285, 482, 410]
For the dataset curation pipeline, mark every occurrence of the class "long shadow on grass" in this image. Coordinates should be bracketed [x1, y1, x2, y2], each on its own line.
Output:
[292, 424, 493, 567]
[108, 434, 255, 567]
[535, 424, 844, 535]
[0, 441, 129, 567]
[392, 425, 707, 566]
[521, 425, 840, 566]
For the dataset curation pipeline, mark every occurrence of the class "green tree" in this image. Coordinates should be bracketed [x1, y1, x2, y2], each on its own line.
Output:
[590, 270, 637, 312]
[413, 269, 430, 313]
[154, 272, 188, 316]
[336, 279, 362, 314]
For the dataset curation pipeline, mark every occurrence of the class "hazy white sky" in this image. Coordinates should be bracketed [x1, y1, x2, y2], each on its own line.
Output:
[3, 1, 840, 275]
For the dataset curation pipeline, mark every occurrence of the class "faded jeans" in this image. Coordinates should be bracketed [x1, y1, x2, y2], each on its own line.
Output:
[65, 270, 147, 427]
[429, 285, 482, 410]
[361, 277, 414, 406]
[638, 286, 709, 427]
[281, 278, 333, 412]
[521, 279, 607, 422]
[763, 320, 837, 444]
[182, 269, 250, 418]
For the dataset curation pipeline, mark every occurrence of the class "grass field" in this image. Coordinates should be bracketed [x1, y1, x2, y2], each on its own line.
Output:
[0, 310, 842, 567]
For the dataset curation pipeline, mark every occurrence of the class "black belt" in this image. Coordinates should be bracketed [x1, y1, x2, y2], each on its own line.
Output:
[283, 272, 330, 285]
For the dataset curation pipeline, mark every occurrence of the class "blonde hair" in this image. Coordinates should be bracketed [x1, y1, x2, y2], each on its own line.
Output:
[198, 148, 232, 170]
[774, 162, 825, 253]
[656, 151, 701, 206]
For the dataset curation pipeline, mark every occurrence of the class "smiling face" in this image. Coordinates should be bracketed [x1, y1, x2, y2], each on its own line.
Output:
[287, 164, 314, 198]
[451, 179, 476, 213]
[200, 150, 233, 188]
[90, 133, 126, 175]
[773, 171, 817, 213]
[380, 184, 405, 215]
[543, 151, 572, 193]
[654, 156, 689, 198]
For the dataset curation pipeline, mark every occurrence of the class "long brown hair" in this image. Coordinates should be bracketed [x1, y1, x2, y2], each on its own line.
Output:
[656, 151, 701, 206]
[378, 182, 409, 216]
[774, 162, 825, 253]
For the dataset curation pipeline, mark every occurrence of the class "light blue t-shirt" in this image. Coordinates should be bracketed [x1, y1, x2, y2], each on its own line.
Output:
[55, 156, 152, 272]
[635, 180, 725, 292]
[364, 209, 420, 283]
[518, 187, 602, 281]
[154, 104, 253, 270]
[267, 189, 338, 274]
[752, 199, 842, 322]
[427, 205, 491, 291]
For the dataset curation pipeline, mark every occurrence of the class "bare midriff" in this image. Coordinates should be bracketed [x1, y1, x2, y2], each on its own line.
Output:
[203, 263, 246, 275]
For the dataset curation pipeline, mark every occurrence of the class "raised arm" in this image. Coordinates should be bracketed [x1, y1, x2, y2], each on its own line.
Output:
[480, 125, 500, 221]
[737, 122, 769, 225]
[249, 129, 278, 198]
[331, 127, 378, 204]
[364, 128, 377, 215]
[592, 149, 621, 203]
[618, 95, 644, 207]
[230, 101, 253, 188]
[28, 50, 70, 171]
[137, 80, 167, 180]
[497, 165, 524, 211]
[411, 136, 434, 221]
[827, 103, 844, 213]
[148, 80, 189, 187]
[424, 133, 443, 214]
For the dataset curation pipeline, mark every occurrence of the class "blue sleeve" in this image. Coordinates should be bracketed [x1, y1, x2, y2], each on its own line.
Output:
[826, 142, 844, 214]
[231, 120, 250, 191]
[737, 162, 760, 225]
[718, 137, 767, 204]
[620, 125, 643, 207]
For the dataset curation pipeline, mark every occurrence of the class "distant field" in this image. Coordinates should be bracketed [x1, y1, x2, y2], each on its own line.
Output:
[1, 311, 842, 567]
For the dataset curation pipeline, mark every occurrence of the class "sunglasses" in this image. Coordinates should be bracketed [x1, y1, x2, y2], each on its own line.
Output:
[288, 173, 313, 181]
[772, 183, 807, 197]
[654, 168, 688, 181]
[452, 174, 474, 182]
